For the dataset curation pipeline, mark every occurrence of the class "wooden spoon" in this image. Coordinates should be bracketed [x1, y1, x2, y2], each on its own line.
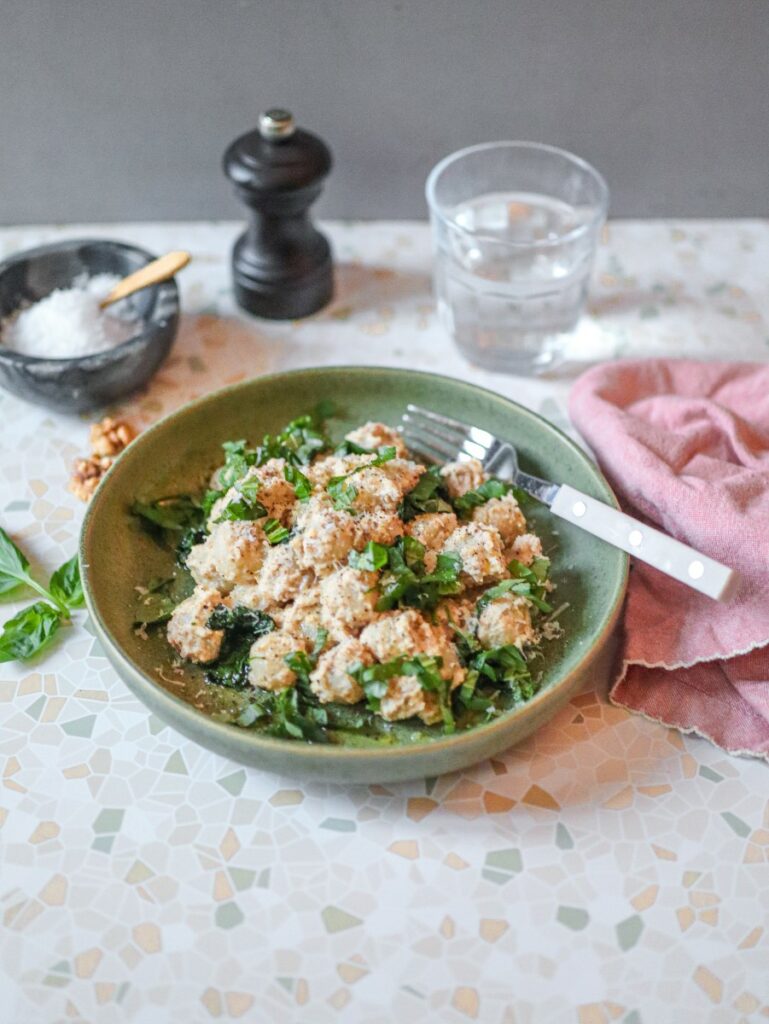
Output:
[99, 250, 191, 309]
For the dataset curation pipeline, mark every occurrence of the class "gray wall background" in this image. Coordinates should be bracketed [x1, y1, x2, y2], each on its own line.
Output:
[1, 0, 767, 224]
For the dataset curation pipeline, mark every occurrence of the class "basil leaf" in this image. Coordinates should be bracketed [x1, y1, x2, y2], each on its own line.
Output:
[134, 573, 195, 626]
[284, 628, 328, 692]
[349, 653, 454, 733]
[453, 479, 511, 519]
[0, 526, 31, 595]
[0, 601, 61, 662]
[348, 541, 389, 572]
[325, 445, 396, 512]
[215, 496, 268, 523]
[218, 440, 256, 489]
[49, 555, 84, 610]
[176, 527, 207, 567]
[333, 439, 372, 456]
[266, 413, 331, 466]
[270, 686, 328, 743]
[133, 593, 177, 626]
[201, 488, 224, 517]
[477, 578, 552, 614]
[375, 537, 462, 612]
[371, 445, 397, 465]
[459, 642, 539, 705]
[349, 657, 405, 709]
[263, 518, 290, 545]
[214, 475, 269, 523]
[476, 556, 552, 614]
[0, 528, 67, 611]
[508, 558, 542, 584]
[283, 463, 312, 500]
[204, 606, 275, 689]
[327, 477, 358, 512]
[420, 551, 463, 587]
[399, 466, 453, 521]
[132, 495, 203, 531]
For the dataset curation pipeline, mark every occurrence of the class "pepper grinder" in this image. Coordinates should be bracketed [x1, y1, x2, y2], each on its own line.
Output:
[223, 108, 333, 319]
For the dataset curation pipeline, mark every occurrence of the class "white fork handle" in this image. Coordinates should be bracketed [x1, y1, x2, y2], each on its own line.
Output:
[550, 484, 735, 601]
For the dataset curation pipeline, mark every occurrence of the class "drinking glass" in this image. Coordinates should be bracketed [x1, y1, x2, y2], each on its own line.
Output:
[426, 141, 609, 375]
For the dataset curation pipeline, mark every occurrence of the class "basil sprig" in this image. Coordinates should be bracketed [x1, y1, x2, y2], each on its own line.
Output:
[0, 528, 84, 663]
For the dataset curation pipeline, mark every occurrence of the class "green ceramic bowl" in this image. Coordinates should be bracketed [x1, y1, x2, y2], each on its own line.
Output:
[80, 367, 627, 782]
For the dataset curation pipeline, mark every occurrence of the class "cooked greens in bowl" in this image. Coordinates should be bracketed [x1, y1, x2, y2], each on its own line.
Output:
[80, 367, 627, 782]
[131, 403, 561, 745]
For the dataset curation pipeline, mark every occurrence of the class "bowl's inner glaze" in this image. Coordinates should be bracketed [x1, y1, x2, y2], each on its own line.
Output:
[82, 368, 627, 751]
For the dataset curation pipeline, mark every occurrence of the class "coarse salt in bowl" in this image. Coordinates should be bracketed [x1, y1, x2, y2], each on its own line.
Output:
[1, 273, 140, 359]
[0, 239, 180, 413]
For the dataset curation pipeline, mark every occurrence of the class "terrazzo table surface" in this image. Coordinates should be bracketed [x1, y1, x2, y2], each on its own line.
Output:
[1, 220, 768, 1024]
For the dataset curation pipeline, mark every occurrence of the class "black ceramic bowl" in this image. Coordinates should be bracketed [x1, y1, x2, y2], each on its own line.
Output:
[0, 238, 180, 413]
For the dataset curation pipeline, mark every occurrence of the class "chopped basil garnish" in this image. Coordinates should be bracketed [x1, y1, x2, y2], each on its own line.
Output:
[374, 536, 462, 611]
[284, 628, 328, 690]
[399, 465, 453, 521]
[350, 653, 454, 733]
[283, 463, 312, 500]
[215, 476, 268, 523]
[452, 478, 512, 518]
[263, 518, 290, 545]
[476, 557, 552, 614]
[348, 541, 389, 572]
[325, 445, 397, 513]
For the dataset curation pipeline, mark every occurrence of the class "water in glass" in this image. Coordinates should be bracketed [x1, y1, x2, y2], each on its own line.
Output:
[432, 189, 598, 373]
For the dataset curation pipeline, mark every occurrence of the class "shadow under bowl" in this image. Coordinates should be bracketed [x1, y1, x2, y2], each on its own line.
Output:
[0, 238, 180, 413]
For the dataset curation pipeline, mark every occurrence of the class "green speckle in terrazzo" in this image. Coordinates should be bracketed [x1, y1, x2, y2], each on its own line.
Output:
[321, 906, 362, 933]
[215, 902, 244, 929]
[616, 914, 644, 951]
[557, 906, 589, 931]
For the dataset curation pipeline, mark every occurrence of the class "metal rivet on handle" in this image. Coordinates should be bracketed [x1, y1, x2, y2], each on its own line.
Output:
[572, 501, 586, 518]
[628, 529, 643, 547]
[688, 560, 705, 580]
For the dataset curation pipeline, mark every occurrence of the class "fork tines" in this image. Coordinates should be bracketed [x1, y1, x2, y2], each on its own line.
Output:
[400, 404, 493, 466]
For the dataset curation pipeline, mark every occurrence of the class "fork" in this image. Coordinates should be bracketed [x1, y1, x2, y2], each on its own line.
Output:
[401, 404, 735, 601]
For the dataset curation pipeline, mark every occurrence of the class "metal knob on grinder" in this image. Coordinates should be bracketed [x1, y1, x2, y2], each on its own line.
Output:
[223, 108, 333, 319]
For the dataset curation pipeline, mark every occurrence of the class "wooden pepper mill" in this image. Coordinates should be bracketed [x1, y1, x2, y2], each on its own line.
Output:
[223, 108, 333, 319]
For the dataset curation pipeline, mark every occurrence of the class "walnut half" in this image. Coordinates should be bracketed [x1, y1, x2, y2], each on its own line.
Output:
[69, 417, 137, 501]
[89, 416, 136, 457]
[69, 455, 113, 501]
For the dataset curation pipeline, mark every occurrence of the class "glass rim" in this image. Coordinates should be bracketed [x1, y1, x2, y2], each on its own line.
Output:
[425, 140, 609, 250]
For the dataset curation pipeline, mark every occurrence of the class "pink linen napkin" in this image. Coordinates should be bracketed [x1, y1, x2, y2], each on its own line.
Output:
[569, 359, 769, 758]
